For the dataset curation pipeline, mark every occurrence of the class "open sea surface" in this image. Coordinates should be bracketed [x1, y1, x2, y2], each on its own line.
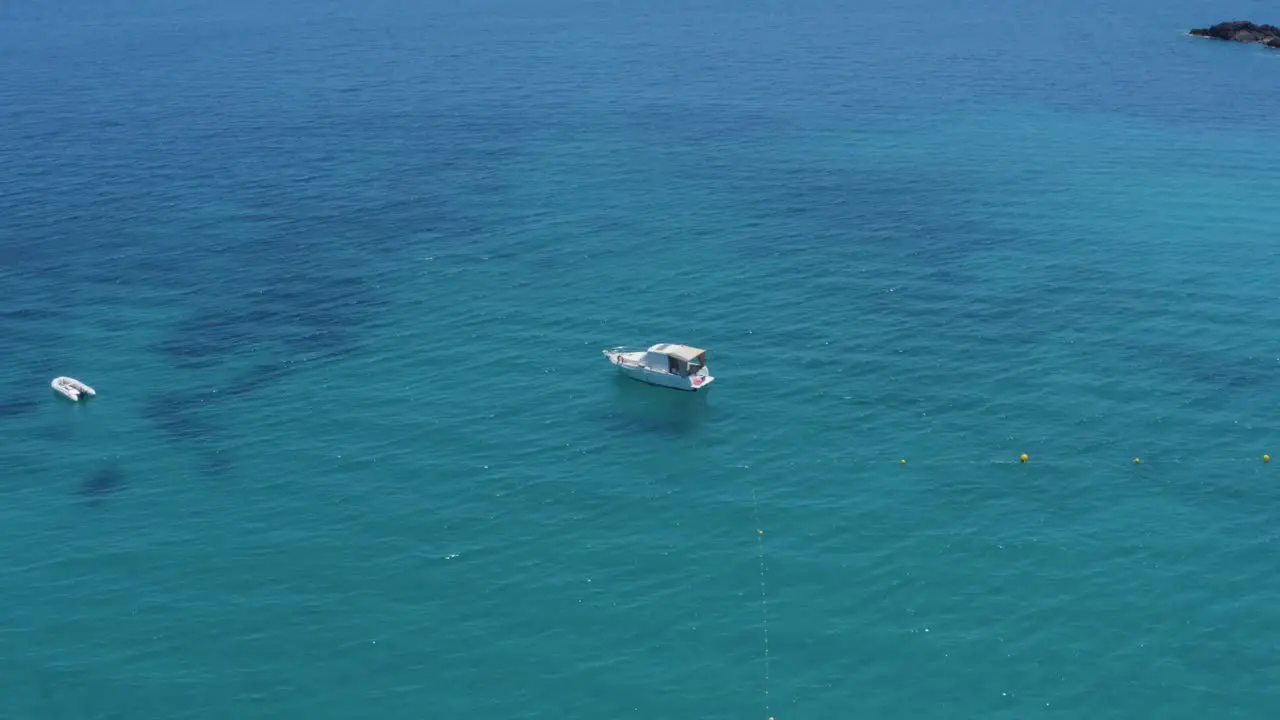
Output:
[3, 0, 1280, 717]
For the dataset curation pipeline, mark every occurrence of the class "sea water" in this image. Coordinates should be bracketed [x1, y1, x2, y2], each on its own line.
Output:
[2, 0, 1280, 717]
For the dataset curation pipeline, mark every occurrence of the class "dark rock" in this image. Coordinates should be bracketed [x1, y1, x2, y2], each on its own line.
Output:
[1189, 21, 1280, 48]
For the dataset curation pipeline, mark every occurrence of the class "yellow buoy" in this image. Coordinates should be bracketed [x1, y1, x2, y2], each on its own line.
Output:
[1265, 454, 1271, 463]
[1019, 453, 1028, 463]
[901, 458, 907, 464]
[1133, 457, 1141, 464]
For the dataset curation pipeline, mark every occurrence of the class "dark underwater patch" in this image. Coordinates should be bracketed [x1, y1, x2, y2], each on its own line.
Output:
[0, 305, 62, 322]
[226, 362, 291, 398]
[78, 465, 125, 504]
[141, 221, 382, 433]
[0, 397, 39, 418]
[143, 276, 375, 443]
[198, 448, 233, 478]
[144, 392, 218, 443]
[132, 98, 541, 446]
[1114, 335, 1280, 402]
[154, 307, 282, 369]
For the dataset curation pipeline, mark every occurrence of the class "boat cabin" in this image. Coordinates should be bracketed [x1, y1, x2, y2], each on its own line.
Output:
[644, 343, 708, 376]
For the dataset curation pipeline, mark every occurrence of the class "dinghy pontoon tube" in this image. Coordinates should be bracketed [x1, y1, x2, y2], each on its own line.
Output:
[51, 376, 96, 402]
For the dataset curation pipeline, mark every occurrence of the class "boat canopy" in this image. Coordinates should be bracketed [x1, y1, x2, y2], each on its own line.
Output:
[648, 343, 706, 363]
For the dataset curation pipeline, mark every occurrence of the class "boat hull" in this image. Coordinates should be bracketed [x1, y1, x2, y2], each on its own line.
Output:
[604, 350, 714, 392]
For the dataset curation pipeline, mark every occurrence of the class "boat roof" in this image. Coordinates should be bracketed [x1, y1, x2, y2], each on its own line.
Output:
[648, 343, 706, 362]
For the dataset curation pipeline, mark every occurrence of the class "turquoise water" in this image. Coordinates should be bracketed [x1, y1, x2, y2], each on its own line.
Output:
[4, 0, 1280, 717]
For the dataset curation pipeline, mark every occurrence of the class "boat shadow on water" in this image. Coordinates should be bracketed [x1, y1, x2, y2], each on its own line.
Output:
[594, 373, 712, 438]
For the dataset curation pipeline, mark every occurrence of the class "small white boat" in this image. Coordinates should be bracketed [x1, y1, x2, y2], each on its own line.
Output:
[51, 376, 96, 402]
[603, 343, 715, 392]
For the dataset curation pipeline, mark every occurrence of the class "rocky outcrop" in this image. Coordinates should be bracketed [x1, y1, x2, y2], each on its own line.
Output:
[1189, 21, 1280, 48]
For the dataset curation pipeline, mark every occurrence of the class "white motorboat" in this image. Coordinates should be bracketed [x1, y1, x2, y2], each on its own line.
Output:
[603, 343, 715, 392]
[51, 376, 96, 402]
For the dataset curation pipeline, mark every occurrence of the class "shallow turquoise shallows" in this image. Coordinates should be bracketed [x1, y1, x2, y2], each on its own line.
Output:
[3, 0, 1280, 717]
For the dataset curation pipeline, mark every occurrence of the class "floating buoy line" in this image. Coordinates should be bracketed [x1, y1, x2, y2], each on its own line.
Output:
[743, 448, 1271, 718]
[751, 487, 771, 720]
[850, 453, 1275, 468]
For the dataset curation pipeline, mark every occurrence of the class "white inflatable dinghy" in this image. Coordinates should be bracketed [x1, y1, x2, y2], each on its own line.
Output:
[52, 376, 96, 402]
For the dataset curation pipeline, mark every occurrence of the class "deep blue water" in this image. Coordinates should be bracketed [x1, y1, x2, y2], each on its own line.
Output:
[3, 0, 1280, 717]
